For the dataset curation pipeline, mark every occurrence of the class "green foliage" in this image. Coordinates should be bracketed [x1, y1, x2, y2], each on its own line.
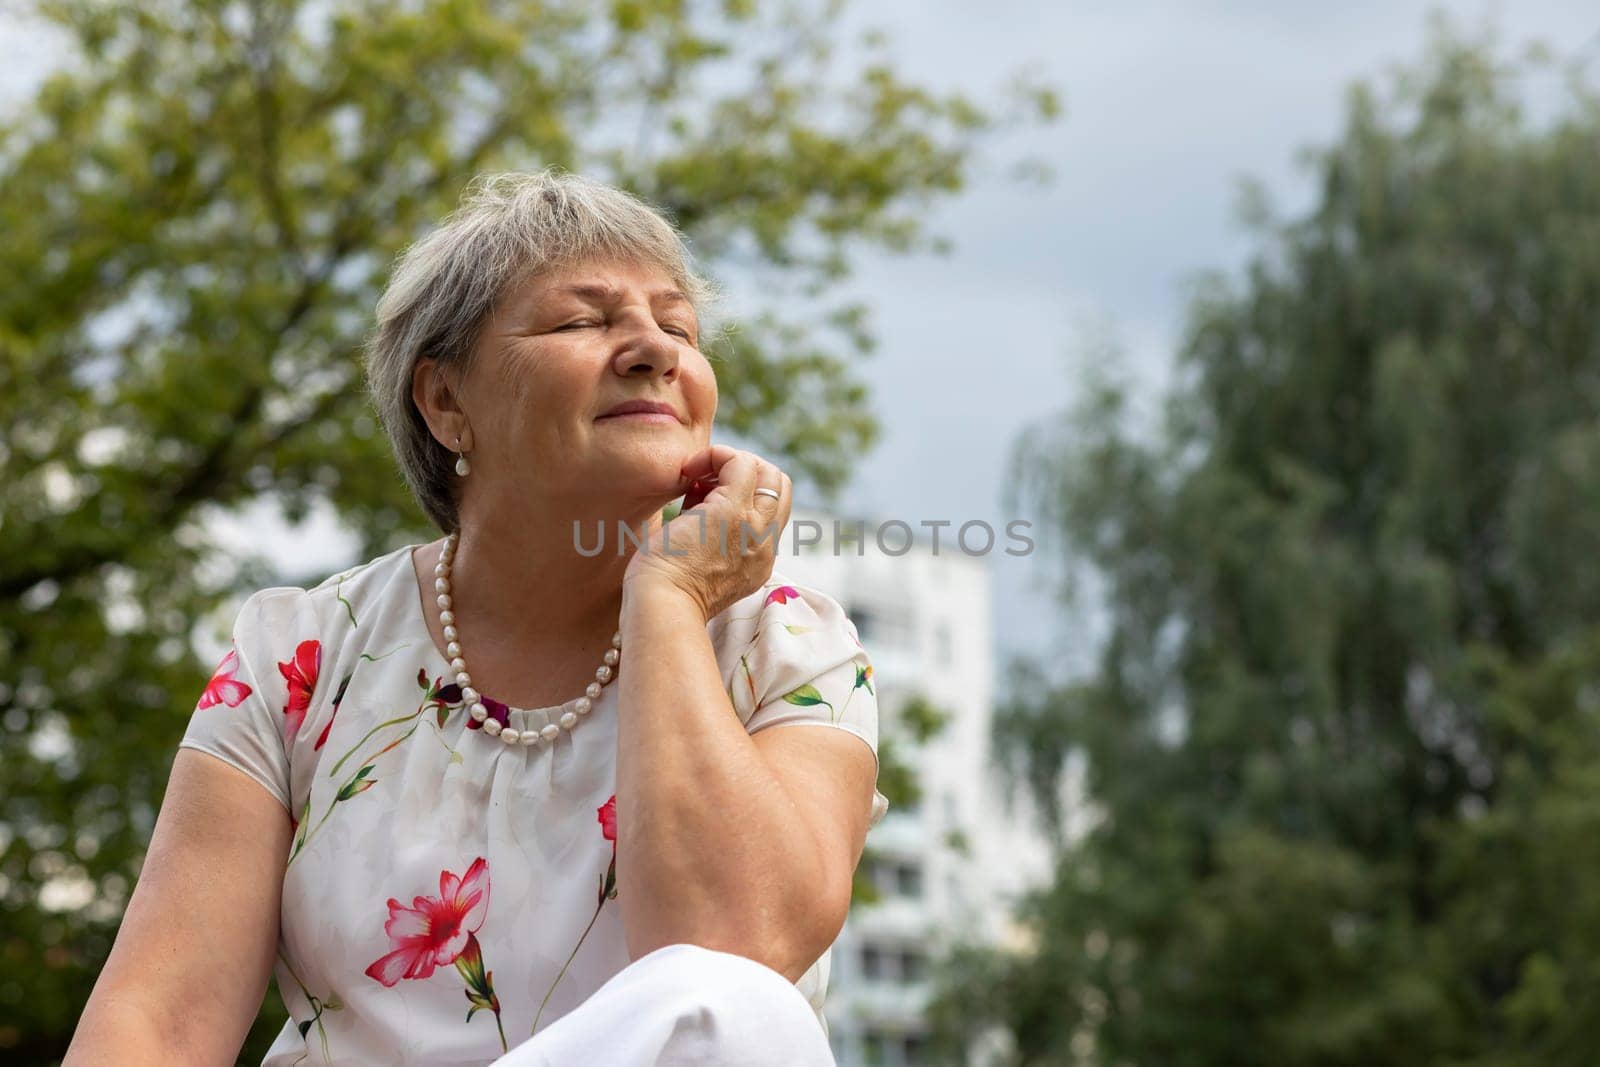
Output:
[0, 0, 1060, 1059]
[852, 692, 953, 904]
[936, 19, 1600, 1066]
[871, 692, 951, 813]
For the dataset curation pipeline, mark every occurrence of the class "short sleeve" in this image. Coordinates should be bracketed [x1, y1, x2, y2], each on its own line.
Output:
[718, 575, 890, 830]
[177, 587, 312, 815]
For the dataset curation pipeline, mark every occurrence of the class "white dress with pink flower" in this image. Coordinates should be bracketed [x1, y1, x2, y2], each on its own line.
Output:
[178, 543, 887, 1066]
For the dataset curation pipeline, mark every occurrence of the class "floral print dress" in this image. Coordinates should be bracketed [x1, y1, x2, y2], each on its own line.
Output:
[179, 543, 887, 1066]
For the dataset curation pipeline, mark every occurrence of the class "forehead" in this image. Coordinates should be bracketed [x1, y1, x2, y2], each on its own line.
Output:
[500, 259, 693, 319]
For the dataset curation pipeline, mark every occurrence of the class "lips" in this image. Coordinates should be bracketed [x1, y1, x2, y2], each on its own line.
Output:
[598, 399, 680, 420]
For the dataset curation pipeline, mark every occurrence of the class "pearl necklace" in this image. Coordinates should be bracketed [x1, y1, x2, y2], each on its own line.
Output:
[434, 530, 622, 746]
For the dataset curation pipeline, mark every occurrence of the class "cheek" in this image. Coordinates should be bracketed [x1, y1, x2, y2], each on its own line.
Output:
[685, 357, 718, 420]
[494, 349, 567, 426]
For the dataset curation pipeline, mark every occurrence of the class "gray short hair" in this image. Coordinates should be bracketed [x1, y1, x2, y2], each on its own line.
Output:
[362, 167, 725, 532]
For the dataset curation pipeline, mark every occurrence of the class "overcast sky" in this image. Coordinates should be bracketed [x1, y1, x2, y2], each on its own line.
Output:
[811, 0, 1598, 682]
[4, 1, 1597, 689]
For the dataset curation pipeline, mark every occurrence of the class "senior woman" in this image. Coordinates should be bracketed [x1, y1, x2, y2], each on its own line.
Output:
[66, 169, 888, 1066]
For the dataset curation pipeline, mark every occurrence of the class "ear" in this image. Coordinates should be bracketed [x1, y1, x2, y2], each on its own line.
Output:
[412, 357, 473, 453]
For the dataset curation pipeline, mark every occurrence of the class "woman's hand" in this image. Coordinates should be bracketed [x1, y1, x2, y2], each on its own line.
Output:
[623, 445, 792, 624]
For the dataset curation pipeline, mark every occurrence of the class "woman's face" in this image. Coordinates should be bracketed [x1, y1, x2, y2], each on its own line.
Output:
[452, 255, 718, 515]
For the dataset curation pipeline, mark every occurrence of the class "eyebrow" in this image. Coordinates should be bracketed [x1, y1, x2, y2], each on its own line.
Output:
[550, 283, 692, 308]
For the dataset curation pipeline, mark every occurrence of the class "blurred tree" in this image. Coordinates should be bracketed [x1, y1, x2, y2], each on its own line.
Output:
[853, 692, 953, 902]
[0, 0, 1059, 1059]
[932, 18, 1600, 1067]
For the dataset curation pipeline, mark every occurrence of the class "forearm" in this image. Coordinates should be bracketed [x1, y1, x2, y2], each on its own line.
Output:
[614, 578, 824, 978]
[65, 997, 225, 1067]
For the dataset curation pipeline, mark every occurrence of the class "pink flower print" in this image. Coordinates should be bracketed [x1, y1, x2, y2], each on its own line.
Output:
[596, 793, 618, 904]
[366, 856, 490, 983]
[764, 585, 800, 606]
[197, 647, 252, 709]
[366, 857, 507, 1051]
[278, 640, 321, 744]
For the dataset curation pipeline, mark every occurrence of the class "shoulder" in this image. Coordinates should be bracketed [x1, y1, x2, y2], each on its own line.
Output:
[229, 543, 418, 657]
[303, 542, 418, 624]
[708, 570, 868, 705]
[707, 569, 861, 656]
[711, 570, 877, 736]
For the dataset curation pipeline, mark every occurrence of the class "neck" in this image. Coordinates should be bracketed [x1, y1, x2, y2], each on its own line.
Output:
[447, 491, 666, 645]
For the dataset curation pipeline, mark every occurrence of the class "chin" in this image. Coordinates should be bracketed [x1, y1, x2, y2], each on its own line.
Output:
[595, 453, 688, 501]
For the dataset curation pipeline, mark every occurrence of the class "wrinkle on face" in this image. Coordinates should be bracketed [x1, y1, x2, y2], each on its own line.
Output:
[459, 256, 716, 502]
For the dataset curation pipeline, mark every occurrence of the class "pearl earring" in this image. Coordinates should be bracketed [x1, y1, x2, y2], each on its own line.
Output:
[454, 436, 471, 477]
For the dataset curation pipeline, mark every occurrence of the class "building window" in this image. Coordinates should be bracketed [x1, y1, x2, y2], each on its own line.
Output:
[844, 599, 914, 650]
[894, 861, 923, 898]
[860, 941, 929, 986]
[867, 857, 924, 900]
[847, 604, 878, 644]
[934, 621, 952, 663]
[862, 1025, 929, 1066]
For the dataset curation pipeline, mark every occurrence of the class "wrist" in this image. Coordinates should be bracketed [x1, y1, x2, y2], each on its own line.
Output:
[621, 572, 710, 628]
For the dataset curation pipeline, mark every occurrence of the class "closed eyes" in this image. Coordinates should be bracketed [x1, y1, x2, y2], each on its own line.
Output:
[558, 320, 694, 341]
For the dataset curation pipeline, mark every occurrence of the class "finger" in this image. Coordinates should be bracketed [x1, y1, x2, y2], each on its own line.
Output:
[677, 444, 742, 487]
[748, 466, 790, 570]
[709, 448, 763, 505]
[679, 444, 741, 511]
[751, 461, 784, 516]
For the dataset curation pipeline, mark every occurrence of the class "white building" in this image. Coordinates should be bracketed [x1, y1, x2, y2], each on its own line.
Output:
[772, 506, 1054, 1067]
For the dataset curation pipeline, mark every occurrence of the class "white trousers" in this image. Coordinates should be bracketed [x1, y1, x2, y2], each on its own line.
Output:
[488, 943, 837, 1066]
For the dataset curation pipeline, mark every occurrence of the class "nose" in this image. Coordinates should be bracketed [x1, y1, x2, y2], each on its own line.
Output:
[611, 319, 680, 381]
